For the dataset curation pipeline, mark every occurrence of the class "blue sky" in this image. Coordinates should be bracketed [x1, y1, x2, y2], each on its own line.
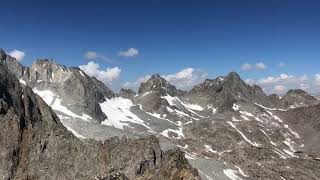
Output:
[1, 0, 320, 93]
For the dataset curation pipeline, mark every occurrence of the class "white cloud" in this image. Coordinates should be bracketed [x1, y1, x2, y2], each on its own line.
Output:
[162, 68, 208, 90]
[79, 61, 121, 84]
[255, 62, 267, 70]
[118, 48, 139, 57]
[124, 68, 207, 91]
[123, 75, 151, 90]
[241, 62, 267, 71]
[315, 74, 320, 87]
[273, 85, 286, 93]
[315, 74, 320, 82]
[84, 51, 113, 63]
[246, 73, 320, 94]
[9, 49, 25, 61]
[241, 63, 253, 71]
[85, 51, 99, 59]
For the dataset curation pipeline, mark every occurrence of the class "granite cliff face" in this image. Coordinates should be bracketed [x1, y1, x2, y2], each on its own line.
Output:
[0, 62, 200, 180]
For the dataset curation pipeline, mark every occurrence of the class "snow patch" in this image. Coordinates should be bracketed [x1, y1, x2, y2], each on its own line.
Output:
[19, 79, 26, 85]
[100, 97, 151, 130]
[223, 169, 242, 180]
[79, 70, 85, 77]
[160, 127, 184, 139]
[181, 102, 204, 111]
[260, 129, 277, 146]
[235, 165, 248, 177]
[33, 89, 92, 122]
[228, 121, 261, 147]
[232, 103, 240, 111]
[284, 124, 300, 139]
[204, 144, 218, 154]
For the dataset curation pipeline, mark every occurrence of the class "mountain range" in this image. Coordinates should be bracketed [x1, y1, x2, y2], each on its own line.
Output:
[1, 48, 320, 180]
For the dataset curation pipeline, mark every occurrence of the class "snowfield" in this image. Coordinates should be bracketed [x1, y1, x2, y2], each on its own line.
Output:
[33, 88, 93, 122]
[100, 97, 152, 130]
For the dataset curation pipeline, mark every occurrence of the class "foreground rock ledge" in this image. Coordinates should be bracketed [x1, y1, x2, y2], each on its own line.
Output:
[0, 63, 200, 180]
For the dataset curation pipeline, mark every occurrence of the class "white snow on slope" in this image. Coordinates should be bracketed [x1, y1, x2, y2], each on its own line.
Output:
[163, 95, 176, 106]
[284, 124, 300, 139]
[260, 129, 277, 146]
[162, 94, 205, 118]
[100, 97, 152, 130]
[223, 169, 242, 180]
[227, 121, 261, 147]
[232, 103, 240, 111]
[204, 144, 218, 154]
[79, 70, 85, 77]
[19, 79, 26, 85]
[33, 89, 92, 122]
[254, 102, 287, 111]
[160, 127, 184, 139]
[180, 101, 204, 111]
[235, 166, 248, 177]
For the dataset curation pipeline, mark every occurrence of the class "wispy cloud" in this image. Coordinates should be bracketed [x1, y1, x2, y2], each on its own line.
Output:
[241, 62, 267, 71]
[84, 51, 113, 63]
[9, 49, 25, 61]
[118, 48, 139, 57]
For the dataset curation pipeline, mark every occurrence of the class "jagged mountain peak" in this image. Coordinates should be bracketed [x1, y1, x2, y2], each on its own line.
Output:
[188, 71, 271, 109]
[138, 73, 184, 97]
[31, 58, 69, 72]
[225, 71, 241, 80]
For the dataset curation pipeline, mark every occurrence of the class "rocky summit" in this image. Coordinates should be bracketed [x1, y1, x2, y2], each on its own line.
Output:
[1, 49, 320, 180]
